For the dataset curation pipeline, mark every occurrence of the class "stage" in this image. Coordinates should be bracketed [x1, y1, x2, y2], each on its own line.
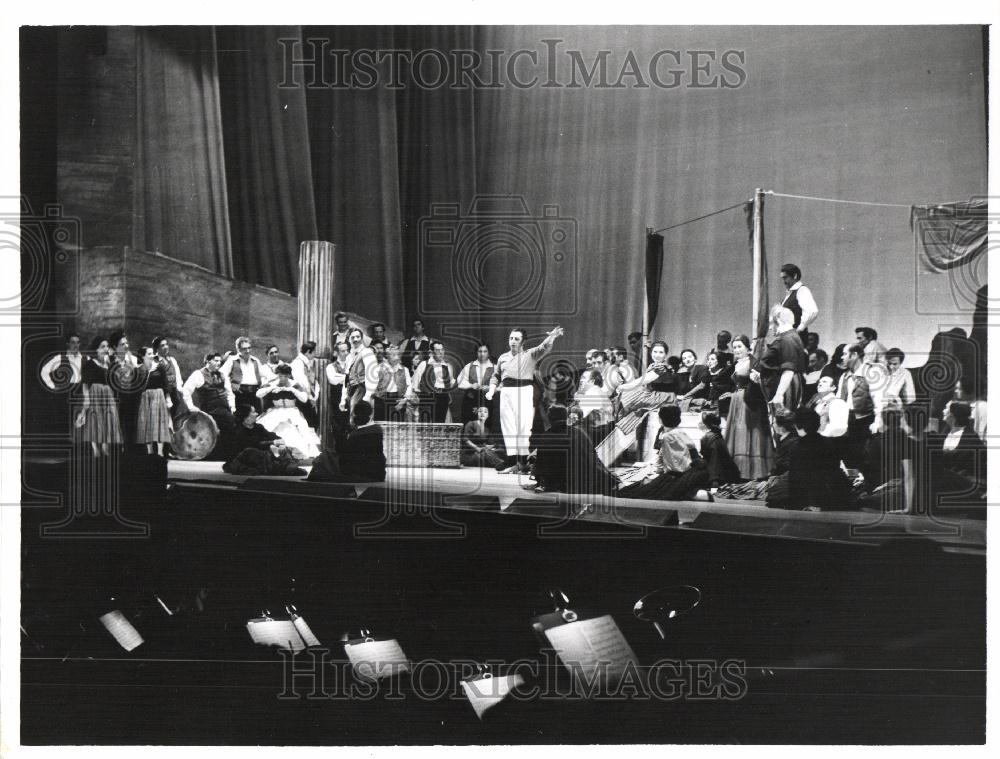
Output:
[167, 461, 985, 553]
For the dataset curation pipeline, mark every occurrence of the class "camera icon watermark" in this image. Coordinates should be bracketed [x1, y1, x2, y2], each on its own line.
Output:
[0, 196, 81, 316]
[418, 195, 578, 317]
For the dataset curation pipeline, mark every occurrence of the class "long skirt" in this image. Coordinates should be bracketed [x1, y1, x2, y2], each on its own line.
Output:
[257, 407, 321, 460]
[136, 388, 173, 443]
[723, 388, 773, 480]
[82, 384, 123, 444]
[618, 468, 709, 501]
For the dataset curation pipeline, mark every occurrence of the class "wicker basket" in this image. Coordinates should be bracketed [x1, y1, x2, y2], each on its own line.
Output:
[377, 422, 463, 468]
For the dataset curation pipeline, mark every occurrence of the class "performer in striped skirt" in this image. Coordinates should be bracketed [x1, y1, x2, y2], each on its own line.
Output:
[78, 336, 123, 457]
[135, 346, 173, 456]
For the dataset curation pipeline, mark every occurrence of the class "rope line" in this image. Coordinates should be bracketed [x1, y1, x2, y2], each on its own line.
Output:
[764, 189, 969, 210]
[651, 199, 751, 234]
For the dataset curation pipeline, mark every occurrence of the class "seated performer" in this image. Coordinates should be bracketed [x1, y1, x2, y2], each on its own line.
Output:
[308, 401, 386, 483]
[698, 411, 741, 488]
[182, 352, 236, 433]
[223, 439, 308, 477]
[529, 405, 616, 495]
[618, 405, 708, 501]
[254, 364, 321, 460]
[212, 404, 279, 462]
[485, 325, 565, 474]
[596, 339, 675, 467]
[461, 406, 506, 469]
[677, 349, 710, 410]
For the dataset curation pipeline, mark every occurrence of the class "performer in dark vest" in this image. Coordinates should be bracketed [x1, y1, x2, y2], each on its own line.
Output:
[779, 263, 819, 334]
[373, 344, 411, 422]
[340, 329, 377, 415]
[457, 343, 495, 423]
[153, 336, 184, 420]
[220, 336, 265, 412]
[182, 353, 236, 432]
[398, 318, 431, 368]
[40, 332, 83, 434]
[407, 340, 456, 423]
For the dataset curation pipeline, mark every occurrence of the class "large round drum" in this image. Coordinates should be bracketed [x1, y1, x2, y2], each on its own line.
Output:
[171, 410, 219, 460]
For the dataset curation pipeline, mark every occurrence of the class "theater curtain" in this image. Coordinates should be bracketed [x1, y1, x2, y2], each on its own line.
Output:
[305, 26, 405, 329]
[135, 27, 233, 276]
[394, 26, 481, 352]
[216, 26, 318, 295]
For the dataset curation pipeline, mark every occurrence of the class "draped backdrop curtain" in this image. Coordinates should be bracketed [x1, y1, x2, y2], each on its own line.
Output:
[135, 27, 233, 276]
[148, 26, 985, 361]
[304, 26, 405, 328]
[216, 26, 318, 294]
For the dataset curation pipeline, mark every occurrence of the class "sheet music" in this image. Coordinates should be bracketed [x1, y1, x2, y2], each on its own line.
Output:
[292, 616, 321, 647]
[99, 610, 144, 652]
[344, 638, 410, 682]
[461, 673, 525, 719]
[246, 619, 306, 652]
[544, 615, 638, 694]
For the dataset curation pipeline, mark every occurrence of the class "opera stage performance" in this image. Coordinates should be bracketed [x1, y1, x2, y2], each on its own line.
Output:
[12, 22, 991, 747]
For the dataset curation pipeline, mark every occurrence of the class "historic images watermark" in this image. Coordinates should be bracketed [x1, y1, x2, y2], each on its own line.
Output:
[278, 38, 748, 91]
[276, 650, 749, 703]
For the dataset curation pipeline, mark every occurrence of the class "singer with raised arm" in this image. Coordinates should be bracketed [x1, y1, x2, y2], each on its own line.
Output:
[486, 325, 564, 474]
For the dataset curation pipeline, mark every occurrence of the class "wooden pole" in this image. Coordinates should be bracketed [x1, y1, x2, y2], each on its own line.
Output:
[298, 240, 336, 447]
[642, 226, 653, 376]
[751, 188, 764, 352]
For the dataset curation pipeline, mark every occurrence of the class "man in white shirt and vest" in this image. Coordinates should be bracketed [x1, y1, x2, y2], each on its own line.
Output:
[339, 329, 377, 415]
[259, 344, 287, 386]
[779, 263, 819, 334]
[486, 325, 565, 474]
[373, 344, 411, 422]
[40, 333, 83, 433]
[290, 340, 320, 427]
[182, 352, 236, 431]
[220, 336, 265, 412]
[407, 340, 457, 423]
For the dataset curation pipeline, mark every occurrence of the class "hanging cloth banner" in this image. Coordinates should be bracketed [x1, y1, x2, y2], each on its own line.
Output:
[645, 232, 665, 334]
[910, 198, 987, 272]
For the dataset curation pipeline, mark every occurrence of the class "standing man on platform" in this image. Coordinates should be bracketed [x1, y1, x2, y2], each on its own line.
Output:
[779, 263, 819, 335]
[340, 329, 377, 415]
[290, 341, 320, 427]
[40, 333, 83, 434]
[399, 318, 431, 367]
[221, 337, 265, 412]
[407, 340, 457, 423]
[486, 325, 565, 474]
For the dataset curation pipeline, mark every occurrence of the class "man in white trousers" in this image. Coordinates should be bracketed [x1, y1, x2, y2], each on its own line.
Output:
[486, 325, 565, 474]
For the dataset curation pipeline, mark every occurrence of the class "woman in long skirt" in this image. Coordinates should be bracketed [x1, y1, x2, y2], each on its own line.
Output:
[461, 406, 506, 468]
[255, 364, 321, 460]
[77, 336, 123, 457]
[135, 346, 173, 456]
[722, 334, 773, 480]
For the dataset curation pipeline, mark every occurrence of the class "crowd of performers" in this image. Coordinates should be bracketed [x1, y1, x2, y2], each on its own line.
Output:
[41, 264, 986, 513]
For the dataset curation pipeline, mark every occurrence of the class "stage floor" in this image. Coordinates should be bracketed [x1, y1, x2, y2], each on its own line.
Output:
[167, 461, 985, 552]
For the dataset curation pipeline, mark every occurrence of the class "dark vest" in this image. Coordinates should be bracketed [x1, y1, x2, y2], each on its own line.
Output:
[348, 351, 368, 386]
[463, 362, 494, 393]
[53, 354, 81, 392]
[420, 361, 451, 394]
[195, 367, 229, 411]
[159, 356, 178, 392]
[229, 355, 262, 386]
[375, 364, 408, 396]
[782, 287, 803, 329]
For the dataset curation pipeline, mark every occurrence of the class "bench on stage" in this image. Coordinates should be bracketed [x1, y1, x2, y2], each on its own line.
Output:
[376, 421, 463, 468]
